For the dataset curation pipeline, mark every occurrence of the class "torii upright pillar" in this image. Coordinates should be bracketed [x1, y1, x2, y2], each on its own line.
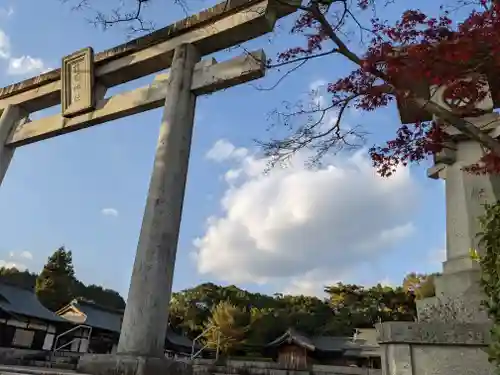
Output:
[79, 44, 199, 375]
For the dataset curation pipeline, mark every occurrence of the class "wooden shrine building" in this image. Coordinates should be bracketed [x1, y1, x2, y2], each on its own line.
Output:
[57, 299, 202, 355]
[263, 328, 381, 370]
[0, 282, 69, 351]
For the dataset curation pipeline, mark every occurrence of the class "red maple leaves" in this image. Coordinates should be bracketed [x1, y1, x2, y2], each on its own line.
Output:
[278, 0, 500, 177]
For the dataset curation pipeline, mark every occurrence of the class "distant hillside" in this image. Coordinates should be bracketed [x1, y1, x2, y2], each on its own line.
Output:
[0, 266, 125, 311]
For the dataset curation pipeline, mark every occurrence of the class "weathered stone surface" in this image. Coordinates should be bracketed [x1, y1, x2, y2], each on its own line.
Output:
[416, 293, 489, 324]
[377, 322, 495, 375]
[0, 106, 28, 186]
[78, 354, 192, 375]
[412, 345, 492, 375]
[117, 44, 200, 357]
[61, 47, 95, 117]
[380, 342, 494, 375]
[420, 129, 500, 323]
[7, 50, 265, 147]
[0, 0, 294, 105]
[376, 322, 491, 345]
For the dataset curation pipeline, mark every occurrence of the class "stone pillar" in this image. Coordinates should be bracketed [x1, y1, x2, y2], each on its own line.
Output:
[378, 84, 500, 375]
[78, 43, 199, 375]
[0, 105, 28, 186]
[417, 119, 500, 322]
[117, 42, 199, 357]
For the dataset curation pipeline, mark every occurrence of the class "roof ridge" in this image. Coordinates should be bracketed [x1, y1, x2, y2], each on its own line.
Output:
[74, 298, 125, 314]
[0, 280, 34, 291]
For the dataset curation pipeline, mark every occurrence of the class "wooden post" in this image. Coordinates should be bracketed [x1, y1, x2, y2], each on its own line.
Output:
[117, 43, 200, 357]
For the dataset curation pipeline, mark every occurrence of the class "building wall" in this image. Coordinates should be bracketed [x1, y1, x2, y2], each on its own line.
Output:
[0, 347, 47, 365]
[277, 345, 308, 369]
[0, 317, 56, 351]
[193, 358, 381, 375]
[56, 326, 91, 353]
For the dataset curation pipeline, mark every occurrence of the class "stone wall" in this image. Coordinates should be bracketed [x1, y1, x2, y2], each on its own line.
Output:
[0, 347, 46, 365]
[193, 358, 381, 375]
[376, 321, 495, 375]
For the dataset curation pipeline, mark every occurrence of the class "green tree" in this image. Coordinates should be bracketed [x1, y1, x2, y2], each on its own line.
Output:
[403, 272, 440, 300]
[35, 246, 77, 311]
[473, 202, 500, 367]
[76, 283, 126, 310]
[0, 267, 37, 290]
[204, 301, 250, 354]
[324, 282, 416, 333]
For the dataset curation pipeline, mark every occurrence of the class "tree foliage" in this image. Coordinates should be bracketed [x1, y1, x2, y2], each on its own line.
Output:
[167, 280, 421, 350]
[35, 246, 78, 311]
[474, 203, 500, 367]
[74, 0, 500, 172]
[1, 254, 432, 353]
[62, 0, 500, 165]
[402, 272, 440, 300]
[260, 0, 500, 176]
[204, 301, 250, 354]
[0, 267, 37, 290]
[0, 247, 125, 311]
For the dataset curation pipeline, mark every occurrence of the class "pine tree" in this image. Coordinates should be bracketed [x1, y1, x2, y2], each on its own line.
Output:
[35, 246, 77, 311]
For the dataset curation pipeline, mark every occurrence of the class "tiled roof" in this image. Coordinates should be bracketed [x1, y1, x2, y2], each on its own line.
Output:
[265, 328, 316, 351]
[69, 299, 123, 333]
[265, 328, 381, 356]
[59, 299, 201, 349]
[0, 282, 66, 323]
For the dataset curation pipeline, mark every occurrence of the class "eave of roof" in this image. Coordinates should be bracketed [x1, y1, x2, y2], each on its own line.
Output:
[0, 283, 67, 323]
[57, 299, 202, 350]
[265, 329, 316, 351]
[264, 329, 381, 354]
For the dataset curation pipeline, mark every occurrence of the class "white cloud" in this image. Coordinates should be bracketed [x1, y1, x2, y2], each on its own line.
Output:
[7, 250, 33, 261]
[309, 79, 327, 91]
[0, 30, 10, 60]
[193, 141, 418, 290]
[20, 251, 33, 260]
[0, 29, 47, 76]
[309, 79, 327, 108]
[0, 260, 26, 270]
[282, 269, 342, 297]
[7, 56, 45, 76]
[205, 139, 248, 162]
[101, 208, 119, 217]
[377, 277, 397, 287]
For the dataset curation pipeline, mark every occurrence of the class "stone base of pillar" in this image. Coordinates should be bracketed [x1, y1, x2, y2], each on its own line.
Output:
[416, 256, 489, 323]
[376, 321, 494, 375]
[77, 354, 192, 375]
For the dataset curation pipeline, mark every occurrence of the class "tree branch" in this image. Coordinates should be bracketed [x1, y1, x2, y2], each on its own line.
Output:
[308, 1, 500, 157]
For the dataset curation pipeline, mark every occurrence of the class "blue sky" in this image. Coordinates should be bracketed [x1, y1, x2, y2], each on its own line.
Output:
[0, 0, 449, 298]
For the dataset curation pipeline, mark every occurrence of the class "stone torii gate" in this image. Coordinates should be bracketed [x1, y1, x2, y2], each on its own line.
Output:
[0, 1, 296, 374]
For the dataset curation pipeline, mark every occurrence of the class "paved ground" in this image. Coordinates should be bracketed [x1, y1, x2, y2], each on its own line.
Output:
[0, 365, 78, 375]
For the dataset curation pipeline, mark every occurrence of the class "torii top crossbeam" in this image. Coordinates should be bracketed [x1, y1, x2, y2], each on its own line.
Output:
[0, 0, 295, 113]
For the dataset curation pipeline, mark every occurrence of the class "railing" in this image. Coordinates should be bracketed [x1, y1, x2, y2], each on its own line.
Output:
[50, 324, 92, 366]
[190, 325, 220, 360]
